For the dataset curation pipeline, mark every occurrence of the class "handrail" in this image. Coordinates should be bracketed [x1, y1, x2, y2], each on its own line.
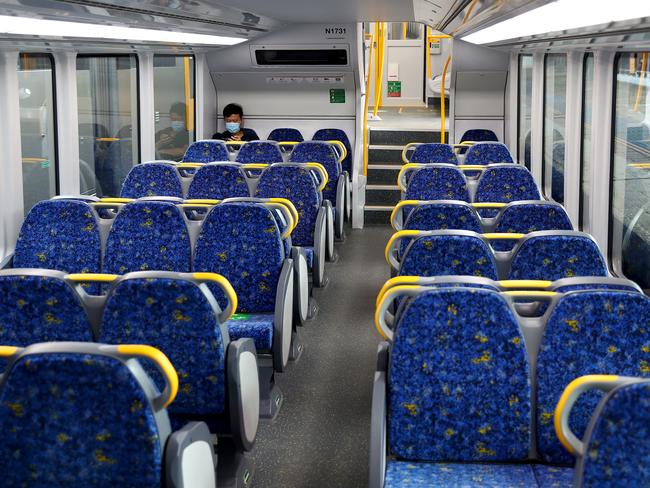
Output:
[373, 22, 386, 119]
[426, 32, 452, 80]
[440, 55, 452, 144]
[363, 32, 375, 176]
[183, 56, 195, 132]
[633, 53, 648, 112]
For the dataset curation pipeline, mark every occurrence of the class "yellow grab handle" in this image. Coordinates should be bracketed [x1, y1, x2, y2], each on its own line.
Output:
[243, 163, 269, 170]
[502, 290, 557, 298]
[99, 197, 134, 204]
[376, 276, 421, 307]
[0, 345, 19, 357]
[497, 280, 553, 289]
[96, 137, 120, 142]
[192, 273, 238, 323]
[117, 345, 179, 409]
[225, 140, 246, 146]
[458, 165, 488, 171]
[385, 230, 421, 266]
[374, 285, 423, 340]
[327, 140, 348, 165]
[397, 163, 426, 191]
[65, 273, 119, 283]
[401, 143, 422, 164]
[390, 200, 422, 230]
[266, 198, 299, 236]
[278, 141, 299, 146]
[472, 202, 507, 209]
[264, 202, 296, 239]
[177, 163, 204, 169]
[629, 163, 650, 169]
[183, 199, 222, 205]
[305, 163, 329, 192]
[483, 233, 525, 240]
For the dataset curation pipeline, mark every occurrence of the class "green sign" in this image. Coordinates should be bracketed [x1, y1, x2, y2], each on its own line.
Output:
[388, 81, 401, 98]
[329, 88, 345, 103]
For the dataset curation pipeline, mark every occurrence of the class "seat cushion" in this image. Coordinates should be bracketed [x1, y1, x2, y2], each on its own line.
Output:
[384, 462, 538, 488]
[532, 465, 574, 488]
[227, 313, 274, 351]
[303, 246, 314, 269]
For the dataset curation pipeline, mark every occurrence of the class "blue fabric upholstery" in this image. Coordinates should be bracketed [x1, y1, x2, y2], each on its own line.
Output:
[384, 462, 538, 487]
[101, 277, 227, 415]
[289, 141, 341, 205]
[227, 313, 273, 351]
[475, 166, 542, 217]
[103, 201, 191, 274]
[183, 140, 229, 163]
[410, 144, 458, 164]
[313, 128, 353, 177]
[193, 203, 284, 313]
[400, 234, 498, 280]
[551, 143, 565, 205]
[492, 203, 573, 251]
[14, 200, 101, 276]
[509, 234, 607, 280]
[579, 382, 650, 487]
[267, 128, 304, 142]
[464, 143, 514, 165]
[0, 274, 92, 345]
[187, 164, 250, 200]
[532, 465, 574, 487]
[389, 289, 530, 461]
[460, 129, 499, 143]
[536, 291, 650, 464]
[303, 247, 314, 269]
[0, 352, 164, 487]
[256, 165, 321, 247]
[235, 141, 283, 163]
[405, 166, 470, 202]
[120, 163, 183, 198]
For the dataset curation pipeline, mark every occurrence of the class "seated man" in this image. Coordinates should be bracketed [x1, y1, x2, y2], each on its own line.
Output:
[212, 103, 260, 142]
[155, 102, 191, 161]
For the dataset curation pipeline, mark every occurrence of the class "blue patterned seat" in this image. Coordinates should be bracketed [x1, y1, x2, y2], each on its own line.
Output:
[464, 142, 514, 165]
[399, 233, 498, 279]
[268, 128, 304, 142]
[509, 232, 607, 280]
[183, 139, 229, 162]
[410, 143, 458, 164]
[289, 141, 341, 206]
[186, 163, 250, 199]
[460, 129, 499, 144]
[120, 162, 184, 198]
[405, 165, 470, 202]
[536, 291, 650, 465]
[103, 201, 191, 274]
[475, 165, 541, 217]
[313, 128, 353, 177]
[492, 202, 573, 251]
[385, 462, 540, 487]
[235, 141, 283, 164]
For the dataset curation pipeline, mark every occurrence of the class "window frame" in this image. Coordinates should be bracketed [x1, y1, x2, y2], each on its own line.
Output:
[578, 52, 595, 231]
[517, 53, 533, 169]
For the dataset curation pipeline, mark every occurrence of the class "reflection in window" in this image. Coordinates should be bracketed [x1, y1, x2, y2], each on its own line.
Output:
[518, 54, 533, 169]
[76, 55, 139, 197]
[388, 22, 422, 40]
[543, 54, 567, 204]
[580, 53, 594, 230]
[154, 55, 195, 161]
[18, 54, 57, 214]
[611, 52, 650, 290]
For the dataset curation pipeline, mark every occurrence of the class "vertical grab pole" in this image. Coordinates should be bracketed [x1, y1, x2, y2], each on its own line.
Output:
[373, 22, 386, 118]
[440, 55, 452, 144]
[363, 34, 375, 176]
[183, 56, 195, 132]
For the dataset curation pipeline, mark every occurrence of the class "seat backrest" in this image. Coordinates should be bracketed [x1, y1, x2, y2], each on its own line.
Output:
[120, 162, 184, 199]
[289, 141, 341, 205]
[403, 202, 482, 233]
[0, 344, 171, 487]
[267, 128, 304, 142]
[0, 271, 93, 345]
[577, 380, 650, 486]
[183, 140, 229, 163]
[474, 165, 541, 217]
[194, 203, 284, 313]
[103, 201, 191, 274]
[536, 291, 650, 464]
[187, 163, 250, 200]
[101, 274, 227, 415]
[235, 141, 283, 163]
[464, 142, 514, 165]
[460, 129, 499, 143]
[256, 164, 321, 247]
[388, 288, 530, 462]
[405, 165, 470, 201]
[14, 199, 102, 276]
[313, 128, 352, 176]
[509, 232, 607, 280]
[410, 143, 458, 164]
[400, 232, 498, 279]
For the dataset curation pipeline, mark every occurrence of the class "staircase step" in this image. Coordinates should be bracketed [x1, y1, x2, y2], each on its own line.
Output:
[364, 206, 392, 225]
[367, 165, 402, 185]
[368, 147, 404, 165]
[365, 185, 401, 206]
[369, 128, 447, 146]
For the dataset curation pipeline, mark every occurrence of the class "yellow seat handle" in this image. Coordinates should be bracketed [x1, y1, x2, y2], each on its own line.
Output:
[182, 199, 222, 207]
[385, 230, 422, 270]
[502, 290, 557, 298]
[0, 345, 19, 358]
[225, 140, 247, 146]
[401, 143, 422, 164]
[263, 202, 296, 239]
[497, 280, 552, 290]
[376, 276, 421, 307]
[192, 273, 238, 323]
[483, 233, 525, 240]
[243, 163, 269, 170]
[397, 163, 426, 191]
[458, 165, 488, 171]
[98, 197, 134, 204]
[176, 163, 204, 169]
[305, 163, 329, 192]
[472, 202, 507, 209]
[390, 200, 422, 230]
[327, 140, 348, 165]
[265, 198, 299, 237]
[65, 273, 119, 284]
[374, 285, 423, 341]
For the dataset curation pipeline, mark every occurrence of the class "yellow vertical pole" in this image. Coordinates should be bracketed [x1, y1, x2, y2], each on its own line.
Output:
[426, 27, 431, 80]
[183, 56, 195, 132]
[402, 22, 407, 40]
[633, 53, 648, 112]
[440, 55, 452, 144]
[373, 22, 386, 118]
[363, 34, 375, 176]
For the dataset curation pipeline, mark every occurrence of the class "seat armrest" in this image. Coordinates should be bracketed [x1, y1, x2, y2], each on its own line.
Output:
[291, 247, 309, 324]
[335, 175, 345, 239]
[273, 258, 294, 371]
[0, 253, 13, 269]
[227, 338, 260, 452]
[369, 342, 389, 488]
[313, 206, 327, 287]
[343, 170, 351, 221]
[322, 199, 336, 261]
[165, 421, 216, 488]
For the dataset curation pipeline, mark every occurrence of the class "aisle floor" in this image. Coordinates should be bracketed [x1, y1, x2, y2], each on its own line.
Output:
[250, 226, 391, 487]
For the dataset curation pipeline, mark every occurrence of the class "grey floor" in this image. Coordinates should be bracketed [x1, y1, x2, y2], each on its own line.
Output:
[250, 226, 392, 488]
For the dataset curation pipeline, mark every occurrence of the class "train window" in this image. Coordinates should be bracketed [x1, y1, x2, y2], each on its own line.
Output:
[543, 53, 567, 204]
[518, 54, 533, 169]
[76, 55, 139, 197]
[610, 52, 650, 291]
[579, 53, 594, 230]
[18, 54, 57, 214]
[153, 55, 195, 161]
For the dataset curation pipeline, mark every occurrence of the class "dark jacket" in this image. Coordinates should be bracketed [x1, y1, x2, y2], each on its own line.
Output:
[211, 128, 259, 141]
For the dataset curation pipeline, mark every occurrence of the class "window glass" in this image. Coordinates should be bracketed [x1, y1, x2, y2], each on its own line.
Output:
[518, 54, 533, 169]
[18, 54, 57, 214]
[154, 55, 194, 161]
[580, 53, 594, 230]
[543, 54, 567, 204]
[611, 52, 650, 290]
[76, 55, 139, 197]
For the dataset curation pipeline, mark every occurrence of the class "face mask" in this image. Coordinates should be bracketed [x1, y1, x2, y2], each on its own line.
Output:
[226, 122, 240, 134]
[170, 120, 185, 132]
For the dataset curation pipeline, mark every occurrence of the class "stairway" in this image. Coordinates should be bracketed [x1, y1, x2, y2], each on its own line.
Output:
[364, 127, 447, 225]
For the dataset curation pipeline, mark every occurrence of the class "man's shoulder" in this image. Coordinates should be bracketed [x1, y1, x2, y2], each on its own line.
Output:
[243, 128, 259, 141]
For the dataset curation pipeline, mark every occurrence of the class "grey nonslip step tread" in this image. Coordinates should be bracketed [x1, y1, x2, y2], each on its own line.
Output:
[363, 207, 393, 224]
[369, 128, 446, 146]
[367, 166, 402, 185]
[365, 187, 401, 206]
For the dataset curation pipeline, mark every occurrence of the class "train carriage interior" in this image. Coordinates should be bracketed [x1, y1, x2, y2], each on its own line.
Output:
[1, 0, 650, 487]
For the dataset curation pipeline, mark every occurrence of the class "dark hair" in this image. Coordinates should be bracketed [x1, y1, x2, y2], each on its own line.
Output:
[170, 102, 186, 117]
[223, 103, 244, 118]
